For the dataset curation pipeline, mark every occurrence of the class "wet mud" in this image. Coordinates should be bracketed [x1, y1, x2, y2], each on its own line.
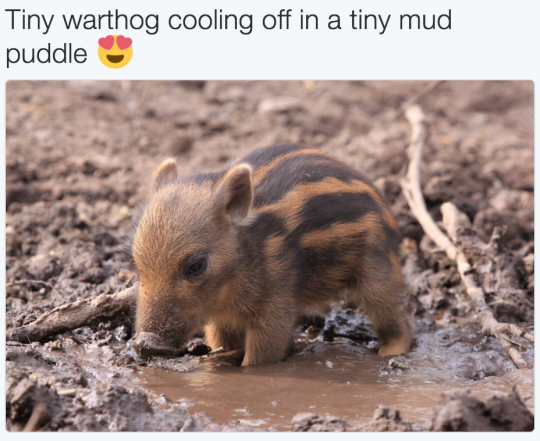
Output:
[139, 328, 534, 430]
[6, 310, 534, 431]
[6, 81, 534, 431]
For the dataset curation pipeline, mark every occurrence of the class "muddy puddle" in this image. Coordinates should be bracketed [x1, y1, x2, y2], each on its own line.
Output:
[137, 342, 533, 430]
[43, 310, 534, 431]
[7, 312, 534, 431]
[125, 318, 533, 431]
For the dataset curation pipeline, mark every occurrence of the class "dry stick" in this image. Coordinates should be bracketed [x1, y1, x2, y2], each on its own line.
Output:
[22, 403, 47, 432]
[441, 203, 535, 347]
[7, 284, 138, 343]
[400, 105, 455, 258]
[406, 80, 444, 106]
[400, 105, 533, 369]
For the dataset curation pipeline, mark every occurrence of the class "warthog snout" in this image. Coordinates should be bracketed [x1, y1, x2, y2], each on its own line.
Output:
[131, 332, 180, 358]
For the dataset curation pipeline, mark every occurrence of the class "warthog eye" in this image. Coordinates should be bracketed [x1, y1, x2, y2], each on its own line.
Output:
[184, 257, 207, 278]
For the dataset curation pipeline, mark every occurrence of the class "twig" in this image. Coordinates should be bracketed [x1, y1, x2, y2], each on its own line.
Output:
[404, 81, 444, 107]
[7, 284, 138, 343]
[7, 280, 56, 289]
[400, 104, 533, 368]
[400, 105, 456, 259]
[23, 403, 47, 432]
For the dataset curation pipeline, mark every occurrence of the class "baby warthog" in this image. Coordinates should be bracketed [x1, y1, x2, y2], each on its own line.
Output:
[129, 144, 413, 365]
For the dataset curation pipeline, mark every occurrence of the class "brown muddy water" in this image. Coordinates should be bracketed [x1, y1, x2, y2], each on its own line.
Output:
[138, 340, 534, 431]
[12, 319, 532, 431]
[51, 313, 534, 431]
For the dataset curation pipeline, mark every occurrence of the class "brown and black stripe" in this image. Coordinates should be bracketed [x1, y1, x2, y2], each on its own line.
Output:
[237, 144, 402, 306]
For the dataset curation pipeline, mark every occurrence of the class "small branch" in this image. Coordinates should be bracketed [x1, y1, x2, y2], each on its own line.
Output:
[7, 284, 138, 343]
[23, 403, 47, 432]
[400, 104, 533, 369]
[400, 105, 457, 260]
[404, 80, 444, 107]
[441, 203, 534, 366]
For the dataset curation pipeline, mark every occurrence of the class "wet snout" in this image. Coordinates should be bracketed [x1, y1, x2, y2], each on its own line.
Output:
[132, 332, 181, 358]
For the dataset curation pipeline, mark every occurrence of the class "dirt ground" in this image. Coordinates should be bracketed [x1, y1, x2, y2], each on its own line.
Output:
[5, 81, 534, 431]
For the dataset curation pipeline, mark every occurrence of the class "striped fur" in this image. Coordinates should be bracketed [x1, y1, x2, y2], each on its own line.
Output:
[130, 144, 413, 365]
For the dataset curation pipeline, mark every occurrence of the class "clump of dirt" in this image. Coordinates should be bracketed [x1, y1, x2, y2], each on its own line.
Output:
[291, 412, 349, 432]
[6, 342, 192, 431]
[429, 389, 534, 432]
[6, 81, 534, 431]
[361, 388, 534, 432]
[364, 405, 418, 432]
[289, 388, 534, 432]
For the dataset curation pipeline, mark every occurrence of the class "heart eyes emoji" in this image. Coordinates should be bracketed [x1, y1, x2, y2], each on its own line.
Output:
[98, 35, 133, 69]
[98, 35, 132, 50]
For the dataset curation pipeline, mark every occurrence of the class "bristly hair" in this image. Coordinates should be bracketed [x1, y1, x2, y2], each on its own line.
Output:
[120, 202, 147, 271]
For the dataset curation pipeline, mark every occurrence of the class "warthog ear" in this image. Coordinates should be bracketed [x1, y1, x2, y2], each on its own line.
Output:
[214, 164, 253, 225]
[152, 158, 178, 191]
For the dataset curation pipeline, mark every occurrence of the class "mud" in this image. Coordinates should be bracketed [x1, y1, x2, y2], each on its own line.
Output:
[6, 310, 534, 431]
[132, 312, 534, 430]
[6, 81, 534, 431]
